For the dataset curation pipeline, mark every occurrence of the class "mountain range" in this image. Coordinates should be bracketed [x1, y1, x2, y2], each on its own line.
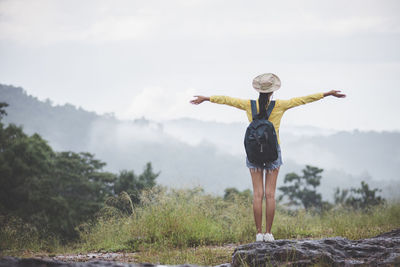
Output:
[1, 83, 399, 202]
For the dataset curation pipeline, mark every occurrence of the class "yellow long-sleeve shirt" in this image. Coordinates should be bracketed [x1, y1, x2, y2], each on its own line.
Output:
[210, 93, 325, 144]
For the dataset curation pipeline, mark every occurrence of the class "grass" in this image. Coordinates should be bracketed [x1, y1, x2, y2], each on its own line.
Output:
[1, 185, 400, 266]
[274, 200, 400, 240]
[77, 186, 255, 252]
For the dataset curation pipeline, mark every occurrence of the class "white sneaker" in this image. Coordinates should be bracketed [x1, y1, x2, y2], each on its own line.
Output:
[270, 233, 275, 241]
[256, 233, 264, 242]
[263, 233, 275, 242]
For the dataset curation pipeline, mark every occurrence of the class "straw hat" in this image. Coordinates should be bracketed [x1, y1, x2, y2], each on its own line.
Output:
[252, 73, 281, 93]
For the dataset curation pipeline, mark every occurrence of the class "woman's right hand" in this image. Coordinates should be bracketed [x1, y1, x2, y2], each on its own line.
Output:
[190, 95, 210, 105]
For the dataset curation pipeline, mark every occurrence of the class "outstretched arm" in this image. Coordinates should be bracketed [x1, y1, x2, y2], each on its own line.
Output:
[190, 95, 210, 105]
[190, 95, 249, 110]
[280, 90, 346, 111]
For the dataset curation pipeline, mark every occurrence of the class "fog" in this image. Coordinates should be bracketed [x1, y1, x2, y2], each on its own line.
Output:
[82, 115, 400, 202]
[1, 0, 400, 132]
[2, 84, 400, 202]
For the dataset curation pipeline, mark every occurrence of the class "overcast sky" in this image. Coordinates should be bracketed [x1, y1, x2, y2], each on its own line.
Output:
[1, 0, 400, 131]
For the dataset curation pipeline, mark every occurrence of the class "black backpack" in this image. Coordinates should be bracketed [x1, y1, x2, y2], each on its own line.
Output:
[244, 100, 278, 165]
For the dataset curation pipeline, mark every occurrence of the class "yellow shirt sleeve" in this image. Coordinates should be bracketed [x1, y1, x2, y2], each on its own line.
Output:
[209, 95, 249, 111]
[278, 93, 324, 111]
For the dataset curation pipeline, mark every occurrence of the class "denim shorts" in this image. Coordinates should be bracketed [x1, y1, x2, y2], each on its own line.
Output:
[246, 144, 283, 173]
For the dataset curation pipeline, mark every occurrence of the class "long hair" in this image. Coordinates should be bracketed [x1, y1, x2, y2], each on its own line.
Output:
[256, 92, 272, 119]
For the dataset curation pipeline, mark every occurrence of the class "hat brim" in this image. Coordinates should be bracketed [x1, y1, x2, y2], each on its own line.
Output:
[254, 85, 280, 93]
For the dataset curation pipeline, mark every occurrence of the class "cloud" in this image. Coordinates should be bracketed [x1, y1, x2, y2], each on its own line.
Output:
[122, 86, 198, 121]
[0, 0, 159, 45]
[1, 0, 399, 45]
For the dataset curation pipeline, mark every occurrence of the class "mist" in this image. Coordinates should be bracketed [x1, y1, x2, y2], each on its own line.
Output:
[2, 84, 399, 203]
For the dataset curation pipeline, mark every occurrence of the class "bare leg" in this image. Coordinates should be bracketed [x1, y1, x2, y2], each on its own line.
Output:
[250, 169, 264, 233]
[265, 167, 279, 233]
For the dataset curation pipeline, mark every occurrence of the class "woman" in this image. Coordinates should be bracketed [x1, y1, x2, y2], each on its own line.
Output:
[190, 73, 346, 242]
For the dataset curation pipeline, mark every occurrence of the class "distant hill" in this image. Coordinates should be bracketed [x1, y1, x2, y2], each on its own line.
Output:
[1, 84, 399, 201]
[0, 84, 252, 195]
[0, 84, 101, 151]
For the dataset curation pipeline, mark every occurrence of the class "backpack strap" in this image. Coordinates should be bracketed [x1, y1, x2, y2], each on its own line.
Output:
[266, 100, 275, 120]
[250, 100, 257, 120]
[251, 100, 276, 120]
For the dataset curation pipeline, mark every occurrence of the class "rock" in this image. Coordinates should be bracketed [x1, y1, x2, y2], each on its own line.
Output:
[232, 228, 400, 266]
[2, 229, 399, 266]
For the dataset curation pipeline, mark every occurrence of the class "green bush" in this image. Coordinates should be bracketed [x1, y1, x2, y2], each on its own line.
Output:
[0, 215, 61, 252]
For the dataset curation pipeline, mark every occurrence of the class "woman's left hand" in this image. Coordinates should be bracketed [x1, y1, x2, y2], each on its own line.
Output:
[324, 90, 346, 98]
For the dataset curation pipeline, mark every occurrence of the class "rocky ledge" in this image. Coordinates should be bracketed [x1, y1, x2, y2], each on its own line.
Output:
[1, 228, 399, 267]
[232, 228, 400, 266]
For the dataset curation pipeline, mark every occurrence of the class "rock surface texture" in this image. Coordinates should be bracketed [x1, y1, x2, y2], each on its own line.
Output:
[232, 228, 400, 266]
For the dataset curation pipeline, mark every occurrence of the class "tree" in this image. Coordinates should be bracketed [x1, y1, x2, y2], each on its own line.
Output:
[52, 151, 116, 237]
[0, 121, 58, 234]
[114, 162, 159, 205]
[278, 165, 324, 210]
[0, 102, 8, 119]
[0, 108, 116, 239]
[0, 120, 117, 239]
[333, 187, 349, 206]
[334, 180, 385, 211]
[0, 105, 159, 240]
